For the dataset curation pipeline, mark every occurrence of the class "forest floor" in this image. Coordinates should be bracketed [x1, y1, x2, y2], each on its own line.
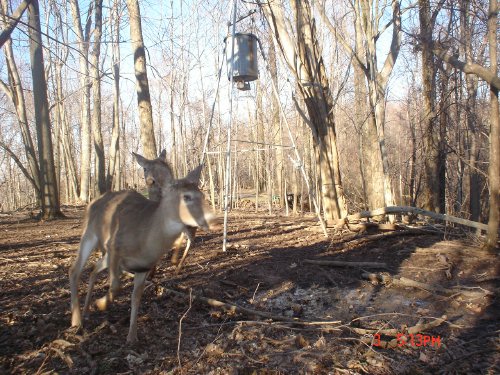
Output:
[0, 206, 498, 374]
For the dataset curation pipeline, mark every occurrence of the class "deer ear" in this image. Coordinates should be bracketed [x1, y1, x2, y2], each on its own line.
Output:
[185, 165, 203, 184]
[132, 152, 147, 168]
[159, 149, 167, 160]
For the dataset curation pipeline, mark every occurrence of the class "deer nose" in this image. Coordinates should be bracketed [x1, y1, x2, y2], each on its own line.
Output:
[145, 177, 155, 186]
[208, 215, 222, 230]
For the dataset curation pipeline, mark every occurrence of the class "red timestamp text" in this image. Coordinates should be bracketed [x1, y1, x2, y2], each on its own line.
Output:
[372, 333, 442, 348]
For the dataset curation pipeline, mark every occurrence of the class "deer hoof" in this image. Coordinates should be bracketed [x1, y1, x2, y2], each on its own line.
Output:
[95, 296, 108, 311]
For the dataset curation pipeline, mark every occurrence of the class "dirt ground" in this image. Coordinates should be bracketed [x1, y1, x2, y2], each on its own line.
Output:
[0, 206, 498, 374]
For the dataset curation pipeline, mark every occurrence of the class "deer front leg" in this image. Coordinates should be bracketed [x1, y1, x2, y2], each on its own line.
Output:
[127, 271, 148, 344]
[170, 233, 185, 265]
[174, 239, 191, 275]
[171, 226, 197, 266]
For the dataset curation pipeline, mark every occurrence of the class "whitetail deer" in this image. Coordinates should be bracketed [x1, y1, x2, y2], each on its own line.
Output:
[69, 165, 214, 343]
[134, 151, 197, 273]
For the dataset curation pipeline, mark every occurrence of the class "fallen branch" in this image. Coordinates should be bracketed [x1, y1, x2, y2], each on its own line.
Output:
[335, 206, 489, 232]
[350, 314, 447, 337]
[304, 259, 387, 269]
[177, 288, 192, 370]
[361, 272, 492, 298]
[163, 286, 341, 326]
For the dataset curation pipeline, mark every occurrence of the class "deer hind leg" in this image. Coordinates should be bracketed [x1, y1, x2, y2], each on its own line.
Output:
[95, 252, 120, 311]
[170, 232, 185, 265]
[83, 251, 109, 317]
[174, 226, 196, 274]
[174, 238, 191, 275]
[69, 231, 98, 327]
[127, 271, 148, 344]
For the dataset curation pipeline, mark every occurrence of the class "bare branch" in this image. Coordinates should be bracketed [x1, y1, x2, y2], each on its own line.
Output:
[0, 0, 31, 48]
[432, 43, 500, 90]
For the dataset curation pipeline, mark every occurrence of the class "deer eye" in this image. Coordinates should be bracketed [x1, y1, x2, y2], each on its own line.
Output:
[183, 194, 192, 203]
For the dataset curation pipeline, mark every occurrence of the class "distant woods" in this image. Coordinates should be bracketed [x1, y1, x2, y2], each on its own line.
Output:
[0, 0, 498, 248]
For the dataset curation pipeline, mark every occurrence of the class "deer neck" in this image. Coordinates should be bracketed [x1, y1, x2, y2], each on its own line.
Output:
[156, 194, 184, 238]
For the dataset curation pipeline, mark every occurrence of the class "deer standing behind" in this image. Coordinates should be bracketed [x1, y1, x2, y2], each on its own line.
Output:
[135, 150, 197, 273]
[69, 164, 214, 343]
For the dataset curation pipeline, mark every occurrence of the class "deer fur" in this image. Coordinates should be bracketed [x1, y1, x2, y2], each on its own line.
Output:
[69, 165, 214, 343]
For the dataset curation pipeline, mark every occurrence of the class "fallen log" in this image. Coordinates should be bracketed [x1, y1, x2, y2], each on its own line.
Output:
[361, 272, 492, 298]
[333, 206, 489, 232]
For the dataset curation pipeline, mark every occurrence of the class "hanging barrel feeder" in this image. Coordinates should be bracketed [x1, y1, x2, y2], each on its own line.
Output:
[225, 33, 259, 90]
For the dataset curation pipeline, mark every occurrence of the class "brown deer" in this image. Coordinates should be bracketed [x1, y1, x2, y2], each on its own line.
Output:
[69, 164, 214, 343]
[134, 151, 197, 273]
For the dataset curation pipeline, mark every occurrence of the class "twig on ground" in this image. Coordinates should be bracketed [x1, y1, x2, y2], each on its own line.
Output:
[177, 288, 193, 372]
[350, 314, 447, 337]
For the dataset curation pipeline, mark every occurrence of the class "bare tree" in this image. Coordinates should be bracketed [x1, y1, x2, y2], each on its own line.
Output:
[28, 0, 62, 218]
[0, 0, 41, 201]
[315, 0, 402, 211]
[260, 0, 347, 221]
[352, 1, 383, 210]
[485, 0, 499, 250]
[91, 0, 105, 195]
[126, 0, 157, 159]
[106, 0, 121, 191]
[0, 0, 31, 47]
[69, 0, 93, 202]
[419, 0, 444, 213]
[268, 33, 284, 207]
[426, 0, 498, 249]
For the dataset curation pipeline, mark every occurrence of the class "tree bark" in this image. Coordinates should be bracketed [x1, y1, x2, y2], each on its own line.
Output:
[261, 0, 347, 220]
[268, 33, 283, 206]
[106, 0, 121, 192]
[28, 0, 62, 219]
[353, 5, 384, 210]
[315, 0, 401, 211]
[91, 0, 105, 195]
[0, 0, 41, 202]
[0, 0, 31, 48]
[69, 0, 92, 203]
[419, 0, 442, 213]
[485, 0, 499, 250]
[126, 0, 157, 159]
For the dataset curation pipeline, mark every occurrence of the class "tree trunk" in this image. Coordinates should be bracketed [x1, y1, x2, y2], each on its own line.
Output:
[461, 1, 481, 221]
[28, 0, 62, 219]
[90, 0, 105, 195]
[353, 11, 385, 210]
[419, 0, 441, 213]
[261, 0, 347, 220]
[126, 0, 157, 159]
[0, 0, 41, 201]
[362, 0, 400, 209]
[268, 33, 283, 206]
[315, 0, 401, 213]
[69, 0, 92, 203]
[353, 9, 372, 210]
[107, 0, 121, 191]
[485, 0, 499, 250]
